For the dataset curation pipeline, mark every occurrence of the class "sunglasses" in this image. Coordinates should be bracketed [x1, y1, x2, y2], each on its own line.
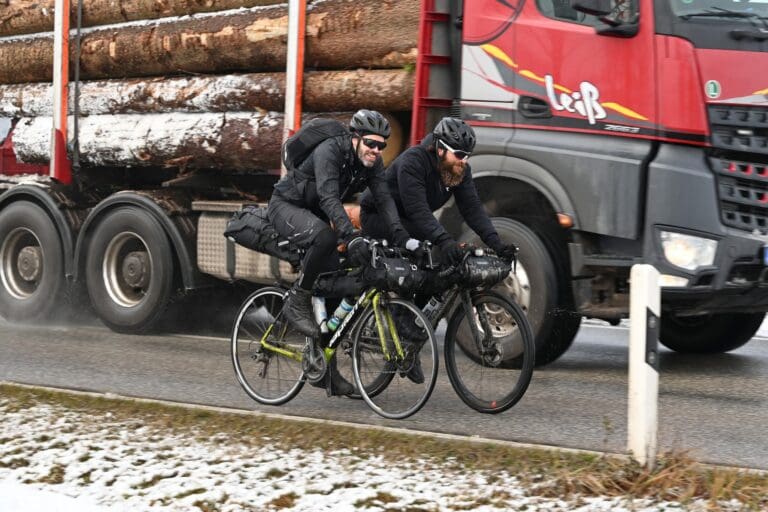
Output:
[439, 139, 471, 161]
[361, 137, 387, 151]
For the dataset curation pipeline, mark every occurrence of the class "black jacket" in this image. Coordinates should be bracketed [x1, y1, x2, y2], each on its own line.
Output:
[272, 133, 404, 241]
[360, 134, 500, 248]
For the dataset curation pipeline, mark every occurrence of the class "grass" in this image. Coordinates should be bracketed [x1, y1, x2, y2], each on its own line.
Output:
[1, 382, 766, 510]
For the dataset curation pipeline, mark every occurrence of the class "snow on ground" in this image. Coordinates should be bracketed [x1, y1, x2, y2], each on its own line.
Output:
[0, 397, 736, 511]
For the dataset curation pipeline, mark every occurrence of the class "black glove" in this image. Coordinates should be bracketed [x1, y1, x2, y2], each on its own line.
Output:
[439, 240, 463, 266]
[403, 238, 429, 263]
[494, 243, 519, 261]
[346, 235, 372, 266]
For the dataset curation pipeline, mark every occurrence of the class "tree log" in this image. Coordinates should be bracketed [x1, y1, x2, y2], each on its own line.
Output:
[0, 70, 414, 116]
[0, 0, 282, 37]
[12, 111, 404, 171]
[0, 0, 418, 84]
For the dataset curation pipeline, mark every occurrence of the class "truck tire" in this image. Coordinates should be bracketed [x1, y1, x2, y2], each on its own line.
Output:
[660, 312, 764, 353]
[464, 218, 578, 366]
[0, 202, 67, 322]
[85, 206, 174, 333]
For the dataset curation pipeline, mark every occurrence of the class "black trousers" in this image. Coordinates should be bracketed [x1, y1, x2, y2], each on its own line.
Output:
[268, 195, 340, 291]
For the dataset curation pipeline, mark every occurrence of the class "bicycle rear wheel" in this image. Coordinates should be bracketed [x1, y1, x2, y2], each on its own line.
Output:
[352, 298, 438, 419]
[231, 287, 305, 405]
[444, 291, 534, 414]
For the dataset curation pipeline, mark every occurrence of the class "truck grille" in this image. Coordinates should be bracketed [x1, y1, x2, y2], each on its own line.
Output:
[709, 104, 768, 232]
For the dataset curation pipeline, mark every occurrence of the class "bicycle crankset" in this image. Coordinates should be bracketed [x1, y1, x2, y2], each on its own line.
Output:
[301, 341, 327, 384]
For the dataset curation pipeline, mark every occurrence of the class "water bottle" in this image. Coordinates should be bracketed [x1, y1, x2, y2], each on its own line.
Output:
[326, 298, 354, 332]
[312, 296, 329, 334]
[422, 293, 444, 323]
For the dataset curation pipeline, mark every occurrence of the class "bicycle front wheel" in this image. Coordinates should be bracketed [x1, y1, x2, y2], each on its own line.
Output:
[444, 291, 534, 414]
[231, 287, 305, 405]
[352, 297, 438, 420]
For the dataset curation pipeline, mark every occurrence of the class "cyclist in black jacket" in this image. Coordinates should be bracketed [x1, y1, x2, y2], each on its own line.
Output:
[267, 110, 418, 395]
[360, 117, 517, 264]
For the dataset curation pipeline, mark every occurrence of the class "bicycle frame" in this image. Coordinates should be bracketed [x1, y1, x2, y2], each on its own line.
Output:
[258, 287, 405, 364]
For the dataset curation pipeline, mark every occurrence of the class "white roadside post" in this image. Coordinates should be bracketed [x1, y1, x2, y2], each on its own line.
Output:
[628, 264, 660, 469]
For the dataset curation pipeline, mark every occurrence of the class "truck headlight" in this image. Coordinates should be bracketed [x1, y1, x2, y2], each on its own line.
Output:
[659, 231, 717, 271]
[658, 274, 689, 287]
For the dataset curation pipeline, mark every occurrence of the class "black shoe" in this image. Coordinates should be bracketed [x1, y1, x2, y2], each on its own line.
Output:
[283, 286, 320, 338]
[393, 311, 429, 342]
[326, 355, 354, 397]
[404, 355, 425, 384]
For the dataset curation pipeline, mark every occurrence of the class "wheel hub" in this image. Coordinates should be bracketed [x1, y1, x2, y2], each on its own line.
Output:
[122, 251, 150, 289]
[103, 231, 151, 308]
[1, 228, 43, 299]
[17, 246, 42, 282]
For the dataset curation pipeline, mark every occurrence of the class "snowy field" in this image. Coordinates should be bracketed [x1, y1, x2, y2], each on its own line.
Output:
[0, 390, 750, 512]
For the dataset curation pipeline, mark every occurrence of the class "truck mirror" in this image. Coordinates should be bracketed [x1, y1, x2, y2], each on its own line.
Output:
[570, 0, 612, 16]
[571, 0, 639, 37]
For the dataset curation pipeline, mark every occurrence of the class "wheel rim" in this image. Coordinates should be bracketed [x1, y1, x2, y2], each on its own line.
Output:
[232, 289, 305, 405]
[0, 227, 44, 300]
[102, 231, 152, 308]
[496, 261, 532, 316]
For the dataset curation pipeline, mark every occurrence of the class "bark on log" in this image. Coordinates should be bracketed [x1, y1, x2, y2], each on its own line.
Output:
[12, 111, 404, 171]
[0, 0, 282, 37]
[0, 0, 418, 84]
[0, 70, 414, 116]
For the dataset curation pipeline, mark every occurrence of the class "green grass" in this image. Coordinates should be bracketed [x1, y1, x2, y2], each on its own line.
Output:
[1, 383, 766, 510]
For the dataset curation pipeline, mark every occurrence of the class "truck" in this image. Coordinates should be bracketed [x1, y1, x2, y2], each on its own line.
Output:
[0, 0, 766, 365]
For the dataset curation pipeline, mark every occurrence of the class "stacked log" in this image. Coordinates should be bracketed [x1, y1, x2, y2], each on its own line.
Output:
[0, 0, 418, 83]
[0, 0, 418, 172]
[0, 0, 282, 37]
[0, 70, 415, 116]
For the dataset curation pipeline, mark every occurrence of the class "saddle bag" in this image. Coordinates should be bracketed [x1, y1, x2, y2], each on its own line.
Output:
[224, 205, 302, 267]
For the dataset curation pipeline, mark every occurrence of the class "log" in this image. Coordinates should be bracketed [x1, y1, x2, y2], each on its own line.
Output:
[0, 0, 282, 37]
[0, 0, 418, 84]
[11, 111, 404, 171]
[0, 69, 414, 116]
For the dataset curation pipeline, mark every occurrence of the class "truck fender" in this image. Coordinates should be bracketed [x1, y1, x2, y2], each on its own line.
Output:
[469, 154, 579, 228]
[73, 192, 201, 290]
[0, 184, 76, 279]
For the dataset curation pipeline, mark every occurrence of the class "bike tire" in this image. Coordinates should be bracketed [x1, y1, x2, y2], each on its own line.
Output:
[444, 291, 534, 414]
[231, 287, 305, 405]
[352, 298, 438, 420]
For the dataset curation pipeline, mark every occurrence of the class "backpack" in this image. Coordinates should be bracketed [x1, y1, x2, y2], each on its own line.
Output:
[282, 118, 349, 171]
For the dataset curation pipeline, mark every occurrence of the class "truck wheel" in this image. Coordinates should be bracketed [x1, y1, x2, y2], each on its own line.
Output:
[0, 202, 66, 322]
[660, 312, 764, 353]
[464, 218, 577, 366]
[85, 206, 174, 333]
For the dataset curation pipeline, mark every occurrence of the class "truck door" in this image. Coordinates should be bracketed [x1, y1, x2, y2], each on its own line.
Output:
[512, 0, 656, 138]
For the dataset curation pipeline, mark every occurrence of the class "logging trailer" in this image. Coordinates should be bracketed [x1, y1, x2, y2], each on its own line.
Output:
[0, 0, 767, 365]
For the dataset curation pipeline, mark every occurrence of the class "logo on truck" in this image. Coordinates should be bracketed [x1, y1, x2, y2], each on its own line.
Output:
[545, 75, 607, 125]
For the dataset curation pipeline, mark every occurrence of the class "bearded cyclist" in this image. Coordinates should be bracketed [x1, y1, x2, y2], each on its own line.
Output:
[267, 110, 419, 396]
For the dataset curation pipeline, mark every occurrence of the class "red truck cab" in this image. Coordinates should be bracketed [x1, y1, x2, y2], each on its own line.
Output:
[417, 0, 768, 363]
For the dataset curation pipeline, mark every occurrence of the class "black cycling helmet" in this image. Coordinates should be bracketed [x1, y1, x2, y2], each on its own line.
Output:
[350, 109, 391, 138]
[433, 117, 476, 153]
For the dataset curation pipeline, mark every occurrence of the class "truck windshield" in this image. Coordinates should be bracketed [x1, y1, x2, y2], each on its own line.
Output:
[670, 0, 768, 19]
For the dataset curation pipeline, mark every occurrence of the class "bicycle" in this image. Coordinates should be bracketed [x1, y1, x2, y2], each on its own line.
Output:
[417, 244, 535, 414]
[230, 240, 439, 420]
